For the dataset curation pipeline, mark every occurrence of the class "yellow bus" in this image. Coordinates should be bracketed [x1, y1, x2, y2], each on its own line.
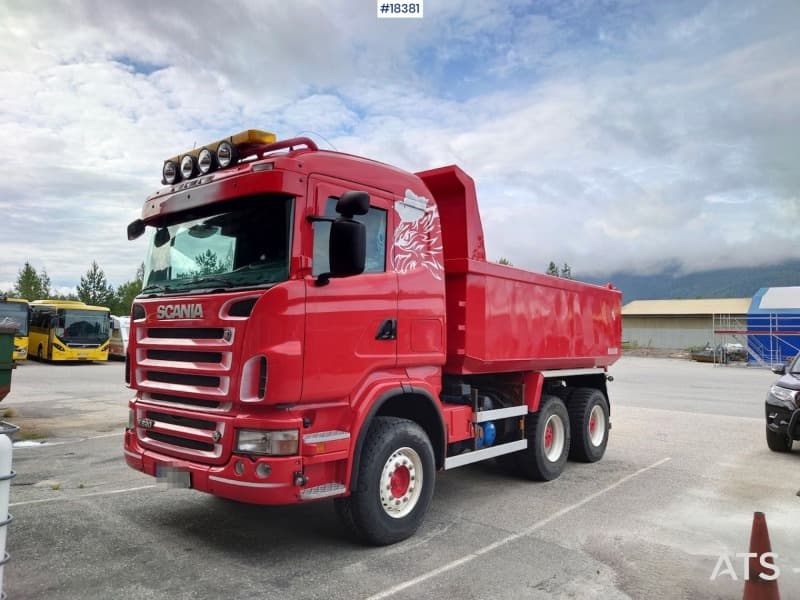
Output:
[29, 300, 110, 362]
[0, 296, 30, 361]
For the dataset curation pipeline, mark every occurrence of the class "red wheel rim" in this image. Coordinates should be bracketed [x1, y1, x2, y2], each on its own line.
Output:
[390, 465, 411, 498]
[544, 423, 553, 449]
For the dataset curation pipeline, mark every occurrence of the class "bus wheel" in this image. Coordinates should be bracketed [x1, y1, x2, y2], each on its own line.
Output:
[334, 416, 435, 546]
[519, 395, 570, 481]
[568, 388, 610, 463]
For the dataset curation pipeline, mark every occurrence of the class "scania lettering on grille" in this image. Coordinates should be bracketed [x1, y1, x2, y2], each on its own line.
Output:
[156, 304, 204, 319]
[138, 418, 155, 429]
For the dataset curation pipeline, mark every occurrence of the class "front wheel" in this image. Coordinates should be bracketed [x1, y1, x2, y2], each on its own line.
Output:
[335, 416, 435, 545]
[766, 427, 793, 452]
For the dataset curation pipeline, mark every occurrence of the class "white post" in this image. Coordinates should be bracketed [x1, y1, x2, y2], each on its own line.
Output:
[0, 421, 17, 598]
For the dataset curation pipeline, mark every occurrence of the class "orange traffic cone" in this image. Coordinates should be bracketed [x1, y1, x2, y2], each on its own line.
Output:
[743, 512, 780, 600]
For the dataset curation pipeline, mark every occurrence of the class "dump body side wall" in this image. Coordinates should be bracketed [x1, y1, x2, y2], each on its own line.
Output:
[444, 258, 622, 374]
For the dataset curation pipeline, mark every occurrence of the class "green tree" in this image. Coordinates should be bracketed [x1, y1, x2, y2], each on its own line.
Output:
[13, 262, 51, 300]
[111, 263, 144, 316]
[77, 261, 115, 307]
[497, 257, 512, 266]
[546, 261, 560, 276]
[560, 263, 573, 279]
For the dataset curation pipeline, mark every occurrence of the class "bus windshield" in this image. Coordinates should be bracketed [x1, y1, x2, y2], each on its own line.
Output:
[142, 195, 293, 294]
[58, 310, 109, 344]
[0, 302, 29, 336]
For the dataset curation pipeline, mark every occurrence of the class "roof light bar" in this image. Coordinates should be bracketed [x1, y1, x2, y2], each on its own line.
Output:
[161, 129, 276, 184]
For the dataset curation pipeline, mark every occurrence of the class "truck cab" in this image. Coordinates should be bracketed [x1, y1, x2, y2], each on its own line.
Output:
[124, 130, 621, 545]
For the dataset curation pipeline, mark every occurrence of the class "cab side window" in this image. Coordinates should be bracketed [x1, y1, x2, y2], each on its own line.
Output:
[313, 197, 387, 276]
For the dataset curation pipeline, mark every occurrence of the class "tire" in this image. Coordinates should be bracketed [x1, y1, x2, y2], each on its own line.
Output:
[518, 395, 570, 481]
[568, 388, 610, 463]
[334, 416, 435, 546]
[766, 427, 792, 452]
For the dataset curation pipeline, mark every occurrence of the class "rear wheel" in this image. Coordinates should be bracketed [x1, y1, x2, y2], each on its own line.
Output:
[766, 428, 792, 452]
[334, 416, 435, 545]
[568, 388, 610, 462]
[518, 395, 570, 481]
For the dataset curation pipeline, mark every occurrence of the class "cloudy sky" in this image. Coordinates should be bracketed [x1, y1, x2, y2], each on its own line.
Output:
[1, 0, 798, 293]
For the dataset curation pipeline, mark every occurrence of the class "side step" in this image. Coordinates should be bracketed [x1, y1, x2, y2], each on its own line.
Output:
[300, 482, 346, 500]
[444, 439, 527, 470]
[474, 405, 527, 423]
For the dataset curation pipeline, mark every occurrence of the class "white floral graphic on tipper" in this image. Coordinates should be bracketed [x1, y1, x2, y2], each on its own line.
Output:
[393, 189, 444, 280]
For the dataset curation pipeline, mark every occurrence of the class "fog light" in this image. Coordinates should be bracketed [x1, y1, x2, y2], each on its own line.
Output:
[255, 463, 272, 479]
[234, 460, 245, 476]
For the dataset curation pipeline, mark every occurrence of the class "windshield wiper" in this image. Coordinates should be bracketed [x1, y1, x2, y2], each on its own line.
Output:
[141, 283, 177, 294]
[185, 276, 234, 288]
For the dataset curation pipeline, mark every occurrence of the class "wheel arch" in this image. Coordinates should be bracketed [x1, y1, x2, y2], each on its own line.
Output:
[349, 387, 445, 491]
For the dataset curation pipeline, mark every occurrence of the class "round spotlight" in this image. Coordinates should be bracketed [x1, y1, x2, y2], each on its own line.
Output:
[163, 161, 179, 184]
[216, 141, 236, 168]
[180, 155, 197, 179]
[198, 148, 215, 175]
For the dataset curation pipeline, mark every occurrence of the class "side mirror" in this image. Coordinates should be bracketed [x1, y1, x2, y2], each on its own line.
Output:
[336, 191, 370, 218]
[771, 364, 786, 375]
[154, 227, 171, 248]
[329, 219, 366, 277]
[127, 219, 146, 241]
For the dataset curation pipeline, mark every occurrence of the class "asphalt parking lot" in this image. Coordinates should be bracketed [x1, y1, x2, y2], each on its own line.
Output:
[2, 357, 798, 599]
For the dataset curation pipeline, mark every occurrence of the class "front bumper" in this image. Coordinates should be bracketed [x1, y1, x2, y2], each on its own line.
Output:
[124, 429, 304, 504]
[124, 425, 351, 505]
[765, 397, 800, 440]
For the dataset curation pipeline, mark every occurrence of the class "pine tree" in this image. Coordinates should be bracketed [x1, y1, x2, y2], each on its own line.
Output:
[111, 263, 144, 316]
[560, 263, 573, 279]
[546, 261, 560, 276]
[77, 261, 115, 307]
[497, 257, 512, 266]
[13, 262, 50, 300]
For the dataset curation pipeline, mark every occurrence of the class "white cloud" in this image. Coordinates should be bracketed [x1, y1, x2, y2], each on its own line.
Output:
[0, 0, 798, 292]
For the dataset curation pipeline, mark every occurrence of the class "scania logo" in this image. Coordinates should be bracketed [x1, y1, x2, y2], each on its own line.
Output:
[138, 418, 155, 429]
[156, 304, 204, 320]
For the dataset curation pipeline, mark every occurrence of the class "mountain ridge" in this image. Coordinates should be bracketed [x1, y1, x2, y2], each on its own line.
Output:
[582, 260, 800, 303]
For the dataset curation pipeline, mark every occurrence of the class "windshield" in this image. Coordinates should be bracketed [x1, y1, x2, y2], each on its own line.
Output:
[58, 309, 109, 344]
[142, 195, 293, 293]
[0, 302, 29, 336]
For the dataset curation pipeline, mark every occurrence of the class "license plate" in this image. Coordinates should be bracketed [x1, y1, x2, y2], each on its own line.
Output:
[77, 352, 88, 359]
[156, 464, 191, 489]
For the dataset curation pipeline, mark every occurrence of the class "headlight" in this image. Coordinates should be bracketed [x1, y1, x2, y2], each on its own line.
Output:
[236, 429, 298, 456]
[769, 385, 798, 404]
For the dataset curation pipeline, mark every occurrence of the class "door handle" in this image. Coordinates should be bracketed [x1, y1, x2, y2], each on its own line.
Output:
[375, 319, 397, 341]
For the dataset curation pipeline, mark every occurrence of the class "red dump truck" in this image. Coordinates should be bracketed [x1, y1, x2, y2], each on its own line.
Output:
[124, 130, 622, 545]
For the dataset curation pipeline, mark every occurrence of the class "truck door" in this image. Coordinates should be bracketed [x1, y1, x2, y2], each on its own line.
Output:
[302, 177, 398, 403]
